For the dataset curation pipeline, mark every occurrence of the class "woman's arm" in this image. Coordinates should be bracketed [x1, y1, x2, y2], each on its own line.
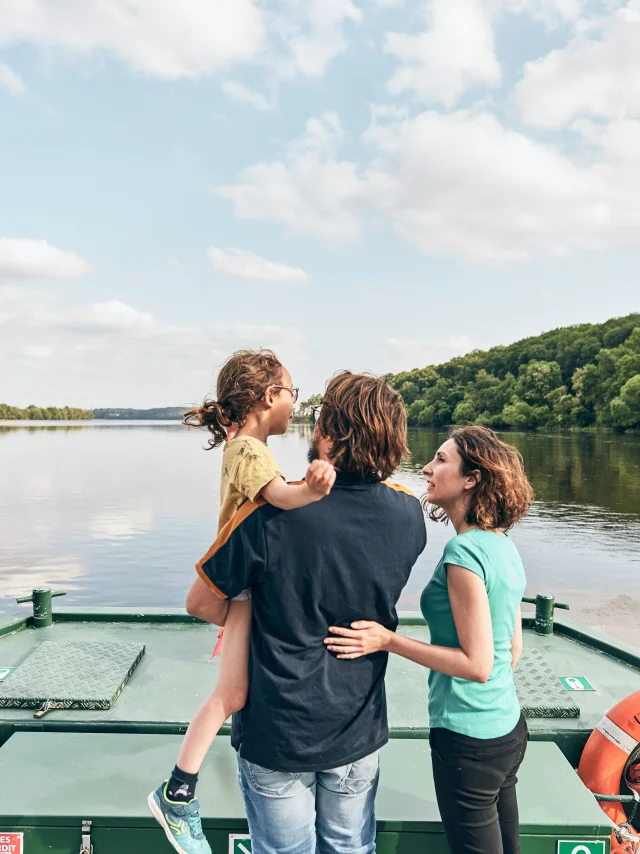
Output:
[325, 565, 495, 683]
[511, 606, 523, 671]
[261, 460, 335, 510]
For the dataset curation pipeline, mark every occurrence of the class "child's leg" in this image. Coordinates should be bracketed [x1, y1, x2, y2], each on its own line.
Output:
[176, 598, 251, 774]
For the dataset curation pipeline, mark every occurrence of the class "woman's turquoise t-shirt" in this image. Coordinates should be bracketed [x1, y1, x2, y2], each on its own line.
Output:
[420, 530, 526, 739]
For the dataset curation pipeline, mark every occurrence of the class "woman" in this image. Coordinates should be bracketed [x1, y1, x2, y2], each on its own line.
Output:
[325, 424, 534, 854]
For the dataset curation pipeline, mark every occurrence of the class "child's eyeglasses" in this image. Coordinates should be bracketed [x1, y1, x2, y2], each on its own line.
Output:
[311, 405, 323, 424]
[272, 385, 299, 404]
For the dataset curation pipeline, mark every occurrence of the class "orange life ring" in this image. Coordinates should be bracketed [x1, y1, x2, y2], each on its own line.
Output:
[578, 689, 640, 853]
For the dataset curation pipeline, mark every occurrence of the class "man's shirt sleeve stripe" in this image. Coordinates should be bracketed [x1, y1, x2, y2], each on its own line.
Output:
[382, 481, 416, 497]
[195, 498, 265, 599]
[194, 480, 306, 599]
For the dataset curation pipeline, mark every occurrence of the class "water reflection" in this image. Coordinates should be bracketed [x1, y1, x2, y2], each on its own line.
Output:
[0, 424, 93, 435]
[404, 428, 640, 517]
[0, 423, 638, 643]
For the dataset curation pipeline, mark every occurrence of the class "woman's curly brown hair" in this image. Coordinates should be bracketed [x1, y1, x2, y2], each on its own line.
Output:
[183, 349, 284, 449]
[317, 371, 408, 481]
[428, 425, 534, 531]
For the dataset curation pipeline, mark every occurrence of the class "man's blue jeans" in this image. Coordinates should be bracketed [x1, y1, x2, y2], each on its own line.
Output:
[237, 750, 380, 854]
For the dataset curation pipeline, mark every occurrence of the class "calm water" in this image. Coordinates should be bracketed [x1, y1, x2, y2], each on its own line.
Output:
[1, 423, 639, 634]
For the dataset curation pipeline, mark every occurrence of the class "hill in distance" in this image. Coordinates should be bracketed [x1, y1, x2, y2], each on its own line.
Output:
[387, 312, 640, 431]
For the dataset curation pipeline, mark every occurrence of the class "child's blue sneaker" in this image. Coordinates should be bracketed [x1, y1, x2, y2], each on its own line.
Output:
[148, 781, 212, 854]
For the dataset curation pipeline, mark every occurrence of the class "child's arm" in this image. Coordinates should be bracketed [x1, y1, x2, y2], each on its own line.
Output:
[261, 460, 335, 510]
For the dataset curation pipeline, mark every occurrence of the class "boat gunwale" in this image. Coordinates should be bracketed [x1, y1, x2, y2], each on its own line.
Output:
[1, 607, 639, 669]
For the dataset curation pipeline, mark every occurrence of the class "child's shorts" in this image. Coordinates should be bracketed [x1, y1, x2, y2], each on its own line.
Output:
[232, 589, 251, 602]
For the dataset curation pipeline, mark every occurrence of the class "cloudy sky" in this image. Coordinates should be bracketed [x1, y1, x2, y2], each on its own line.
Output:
[1, 0, 639, 408]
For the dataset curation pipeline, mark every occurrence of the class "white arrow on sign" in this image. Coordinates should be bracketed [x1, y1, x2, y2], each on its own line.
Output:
[238, 844, 251, 854]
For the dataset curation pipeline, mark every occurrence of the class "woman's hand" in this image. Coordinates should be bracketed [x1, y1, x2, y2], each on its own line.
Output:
[324, 621, 393, 659]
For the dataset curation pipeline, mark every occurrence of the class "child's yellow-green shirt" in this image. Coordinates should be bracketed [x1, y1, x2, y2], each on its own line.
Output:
[218, 436, 284, 534]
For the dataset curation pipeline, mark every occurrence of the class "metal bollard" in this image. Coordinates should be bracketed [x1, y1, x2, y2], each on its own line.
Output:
[522, 593, 569, 635]
[16, 587, 67, 628]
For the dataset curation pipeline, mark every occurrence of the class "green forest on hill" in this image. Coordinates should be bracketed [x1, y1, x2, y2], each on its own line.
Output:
[0, 404, 93, 420]
[387, 313, 640, 431]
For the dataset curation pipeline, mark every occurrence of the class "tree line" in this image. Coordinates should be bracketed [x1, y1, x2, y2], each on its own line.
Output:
[0, 404, 93, 421]
[386, 313, 640, 431]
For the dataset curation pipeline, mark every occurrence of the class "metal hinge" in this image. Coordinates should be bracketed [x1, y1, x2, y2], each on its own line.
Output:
[33, 700, 52, 719]
[80, 820, 93, 854]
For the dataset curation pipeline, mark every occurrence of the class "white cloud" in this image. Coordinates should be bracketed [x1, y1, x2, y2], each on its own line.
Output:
[207, 247, 310, 283]
[385, 0, 501, 107]
[222, 80, 270, 110]
[363, 109, 612, 262]
[22, 344, 53, 360]
[274, 0, 363, 78]
[386, 336, 476, 370]
[216, 113, 364, 244]
[500, 0, 585, 26]
[0, 0, 361, 84]
[516, 1, 640, 129]
[60, 300, 157, 336]
[0, 62, 26, 95]
[218, 105, 640, 263]
[0, 285, 305, 407]
[0, 238, 90, 279]
[0, 0, 265, 79]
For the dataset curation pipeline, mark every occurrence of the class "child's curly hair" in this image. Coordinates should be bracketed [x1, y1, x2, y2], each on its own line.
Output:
[428, 425, 535, 531]
[184, 349, 284, 448]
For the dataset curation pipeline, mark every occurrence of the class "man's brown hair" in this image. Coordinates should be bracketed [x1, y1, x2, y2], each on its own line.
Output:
[317, 371, 408, 481]
[428, 425, 535, 530]
[184, 349, 284, 448]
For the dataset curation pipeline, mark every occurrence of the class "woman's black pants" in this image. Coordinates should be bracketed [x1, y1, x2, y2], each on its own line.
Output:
[429, 714, 528, 854]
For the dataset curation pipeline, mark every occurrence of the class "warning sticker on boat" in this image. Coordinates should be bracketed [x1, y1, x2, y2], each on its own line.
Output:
[229, 835, 251, 854]
[557, 842, 606, 854]
[0, 833, 23, 853]
[0, 668, 15, 682]
[596, 715, 637, 755]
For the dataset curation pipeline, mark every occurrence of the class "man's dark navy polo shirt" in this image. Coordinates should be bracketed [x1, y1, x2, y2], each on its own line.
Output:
[198, 471, 427, 773]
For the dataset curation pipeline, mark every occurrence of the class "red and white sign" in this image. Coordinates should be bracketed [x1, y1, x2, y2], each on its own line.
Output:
[0, 834, 23, 854]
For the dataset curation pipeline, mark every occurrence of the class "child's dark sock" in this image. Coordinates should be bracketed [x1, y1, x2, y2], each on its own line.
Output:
[166, 765, 198, 803]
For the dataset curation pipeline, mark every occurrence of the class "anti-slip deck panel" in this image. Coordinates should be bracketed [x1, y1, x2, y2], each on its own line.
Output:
[0, 640, 145, 711]
[515, 648, 580, 719]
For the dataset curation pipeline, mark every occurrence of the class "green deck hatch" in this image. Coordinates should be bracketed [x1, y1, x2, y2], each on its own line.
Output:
[515, 648, 580, 719]
[0, 640, 145, 713]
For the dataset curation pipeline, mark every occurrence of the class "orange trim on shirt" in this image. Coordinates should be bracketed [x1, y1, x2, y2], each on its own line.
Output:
[195, 481, 306, 599]
[382, 480, 416, 498]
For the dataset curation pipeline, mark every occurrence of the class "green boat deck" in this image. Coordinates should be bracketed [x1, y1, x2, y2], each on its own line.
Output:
[0, 605, 631, 853]
[1, 606, 640, 766]
[0, 733, 612, 853]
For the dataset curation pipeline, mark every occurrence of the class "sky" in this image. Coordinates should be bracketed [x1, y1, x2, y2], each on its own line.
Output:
[0, 0, 639, 409]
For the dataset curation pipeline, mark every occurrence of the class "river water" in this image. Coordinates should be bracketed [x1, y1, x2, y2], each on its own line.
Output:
[1, 422, 639, 642]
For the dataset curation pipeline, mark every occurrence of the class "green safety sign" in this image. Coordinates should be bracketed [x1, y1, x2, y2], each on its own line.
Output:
[557, 842, 606, 854]
[228, 835, 252, 854]
[558, 676, 595, 691]
[0, 668, 15, 682]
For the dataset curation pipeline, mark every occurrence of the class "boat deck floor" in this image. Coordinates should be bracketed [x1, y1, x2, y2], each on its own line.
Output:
[1, 609, 639, 765]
